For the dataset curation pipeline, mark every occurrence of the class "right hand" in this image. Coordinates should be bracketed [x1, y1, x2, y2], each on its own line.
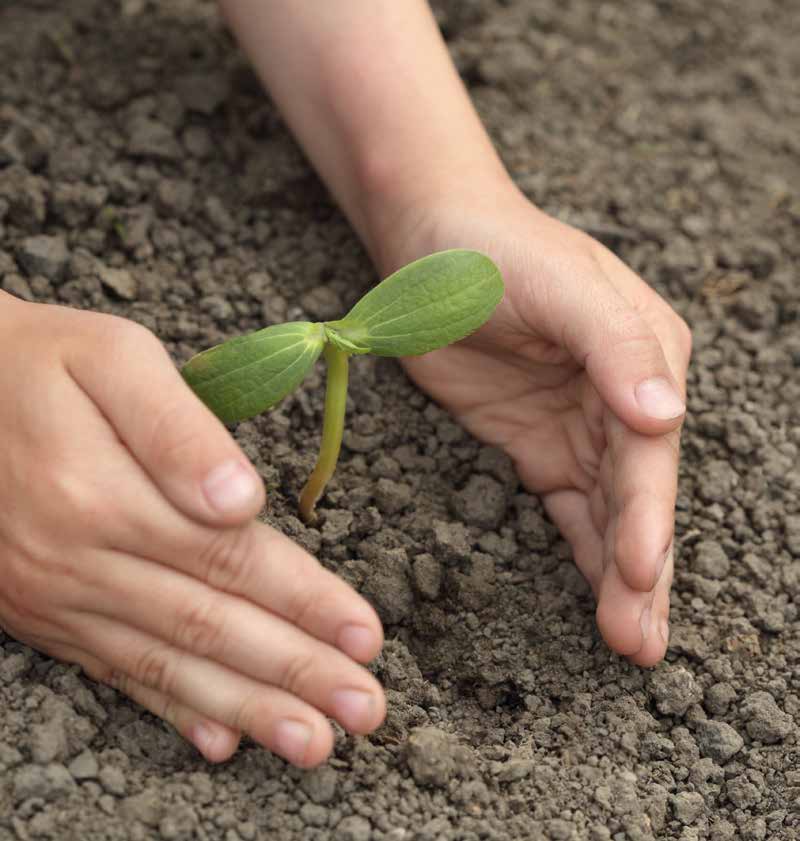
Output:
[0, 293, 385, 767]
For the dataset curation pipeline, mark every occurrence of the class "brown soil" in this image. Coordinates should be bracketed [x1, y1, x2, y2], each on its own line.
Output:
[1, 1, 799, 839]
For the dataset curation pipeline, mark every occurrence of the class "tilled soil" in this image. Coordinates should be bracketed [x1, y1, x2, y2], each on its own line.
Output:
[1, 1, 799, 839]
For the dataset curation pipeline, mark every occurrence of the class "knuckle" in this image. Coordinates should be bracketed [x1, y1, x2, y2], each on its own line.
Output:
[48, 467, 114, 529]
[104, 314, 159, 352]
[650, 304, 693, 362]
[609, 315, 666, 366]
[611, 308, 653, 347]
[101, 666, 128, 695]
[284, 562, 324, 628]
[173, 598, 227, 658]
[132, 645, 174, 695]
[0, 585, 43, 631]
[277, 650, 317, 698]
[0, 547, 39, 615]
[159, 696, 180, 731]
[4, 537, 87, 614]
[199, 526, 254, 592]
[232, 690, 268, 735]
[148, 400, 201, 466]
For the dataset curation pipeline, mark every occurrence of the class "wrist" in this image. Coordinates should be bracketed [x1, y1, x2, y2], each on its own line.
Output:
[361, 162, 523, 276]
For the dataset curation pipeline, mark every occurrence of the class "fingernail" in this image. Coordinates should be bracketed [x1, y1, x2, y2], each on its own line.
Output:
[273, 719, 312, 764]
[659, 617, 670, 645]
[203, 459, 259, 513]
[639, 606, 652, 644]
[635, 377, 685, 420]
[337, 625, 376, 661]
[332, 688, 375, 731]
[192, 722, 216, 759]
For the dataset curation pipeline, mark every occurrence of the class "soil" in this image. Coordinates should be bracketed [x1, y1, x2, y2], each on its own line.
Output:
[1, 1, 799, 839]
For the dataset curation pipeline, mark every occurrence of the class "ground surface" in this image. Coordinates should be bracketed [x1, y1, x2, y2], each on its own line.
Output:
[1, 1, 799, 839]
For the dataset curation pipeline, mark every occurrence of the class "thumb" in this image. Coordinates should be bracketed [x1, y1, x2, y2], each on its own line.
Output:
[67, 318, 265, 526]
[555, 276, 686, 436]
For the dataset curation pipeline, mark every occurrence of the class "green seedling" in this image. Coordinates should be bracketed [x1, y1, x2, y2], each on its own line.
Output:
[182, 249, 504, 523]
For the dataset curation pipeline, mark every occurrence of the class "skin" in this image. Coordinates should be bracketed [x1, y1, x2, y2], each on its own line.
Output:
[224, 0, 690, 664]
[0, 297, 384, 766]
[386, 194, 689, 666]
[0, 1, 690, 767]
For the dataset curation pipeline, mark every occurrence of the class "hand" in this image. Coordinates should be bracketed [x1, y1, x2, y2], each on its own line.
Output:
[0, 293, 385, 766]
[381, 184, 691, 666]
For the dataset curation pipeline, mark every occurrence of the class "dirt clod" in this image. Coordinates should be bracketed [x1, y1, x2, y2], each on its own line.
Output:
[672, 791, 705, 825]
[451, 474, 507, 530]
[405, 726, 457, 787]
[300, 766, 338, 805]
[431, 519, 472, 562]
[98, 264, 138, 300]
[13, 763, 76, 803]
[704, 682, 737, 716]
[334, 814, 372, 841]
[740, 691, 794, 743]
[691, 540, 730, 580]
[694, 720, 744, 764]
[127, 117, 182, 161]
[98, 764, 127, 796]
[362, 559, 414, 626]
[648, 665, 704, 716]
[67, 750, 98, 781]
[29, 718, 68, 765]
[412, 553, 442, 600]
[16, 235, 69, 282]
[374, 477, 413, 515]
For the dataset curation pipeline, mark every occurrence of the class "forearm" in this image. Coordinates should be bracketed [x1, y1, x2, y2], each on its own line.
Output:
[219, 0, 510, 267]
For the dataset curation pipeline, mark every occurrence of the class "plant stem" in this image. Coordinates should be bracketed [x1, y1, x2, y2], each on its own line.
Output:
[299, 343, 349, 523]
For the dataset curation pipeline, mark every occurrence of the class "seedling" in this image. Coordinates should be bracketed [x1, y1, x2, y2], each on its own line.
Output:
[182, 250, 503, 522]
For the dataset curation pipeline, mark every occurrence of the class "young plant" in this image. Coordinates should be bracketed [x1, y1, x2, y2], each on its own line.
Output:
[182, 249, 504, 523]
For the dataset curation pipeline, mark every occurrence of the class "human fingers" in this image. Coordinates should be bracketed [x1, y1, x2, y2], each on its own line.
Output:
[535, 249, 688, 436]
[48, 643, 242, 764]
[14, 341, 384, 667]
[595, 538, 673, 663]
[627, 547, 673, 667]
[65, 613, 341, 768]
[593, 244, 693, 385]
[603, 416, 681, 593]
[544, 487, 673, 664]
[110, 517, 384, 665]
[545, 438, 675, 662]
[59, 466, 385, 668]
[65, 315, 265, 527]
[78, 545, 386, 735]
[594, 419, 677, 655]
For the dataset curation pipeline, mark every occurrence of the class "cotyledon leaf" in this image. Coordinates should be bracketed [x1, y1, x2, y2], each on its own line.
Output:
[182, 322, 326, 424]
[325, 249, 504, 357]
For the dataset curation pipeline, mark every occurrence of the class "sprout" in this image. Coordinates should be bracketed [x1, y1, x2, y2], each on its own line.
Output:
[183, 250, 504, 522]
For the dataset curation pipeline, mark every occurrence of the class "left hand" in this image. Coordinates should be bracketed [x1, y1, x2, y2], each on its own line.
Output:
[378, 183, 691, 666]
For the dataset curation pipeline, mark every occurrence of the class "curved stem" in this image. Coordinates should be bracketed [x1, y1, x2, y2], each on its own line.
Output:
[299, 343, 350, 523]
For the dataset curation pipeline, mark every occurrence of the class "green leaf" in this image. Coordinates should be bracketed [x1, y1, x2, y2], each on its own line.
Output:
[182, 322, 326, 423]
[326, 249, 503, 357]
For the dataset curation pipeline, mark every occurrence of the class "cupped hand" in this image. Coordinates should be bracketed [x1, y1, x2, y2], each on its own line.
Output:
[381, 185, 691, 666]
[0, 293, 385, 766]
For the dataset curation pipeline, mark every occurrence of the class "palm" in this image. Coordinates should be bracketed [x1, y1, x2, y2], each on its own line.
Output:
[391, 198, 690, 665]
[402, 328, 600, 500]
[402, 306, 607, 591]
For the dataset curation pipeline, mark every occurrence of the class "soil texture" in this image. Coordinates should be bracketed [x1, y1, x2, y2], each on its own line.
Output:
[1, 1, 799, 839]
